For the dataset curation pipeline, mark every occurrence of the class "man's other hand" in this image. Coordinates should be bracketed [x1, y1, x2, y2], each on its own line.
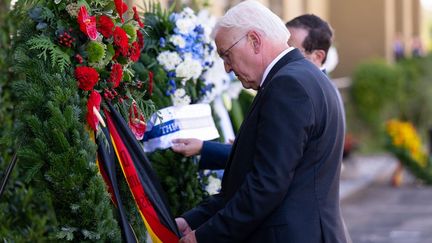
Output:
[175, 217, 192, 236]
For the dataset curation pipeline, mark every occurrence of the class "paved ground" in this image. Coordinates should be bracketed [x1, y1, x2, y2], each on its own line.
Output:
[340, 154, 432, 243]
[340, 153, 398, 200]
[342, 182, 432, 243]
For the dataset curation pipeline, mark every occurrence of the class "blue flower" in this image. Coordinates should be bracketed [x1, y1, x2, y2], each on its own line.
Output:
[159, 37, 166, 47]
[169, 79, 176, 86]
[176, 46, 186, 55]
[165, 87, 176, 96]
[169, 13, 180, 22]
[200, 83, 213, 95]
[194, 25, 204, 35]
[167, 71, 176, 78]
[191, 44, 204, 59]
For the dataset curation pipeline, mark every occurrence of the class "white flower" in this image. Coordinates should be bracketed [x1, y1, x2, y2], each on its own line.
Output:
[169, 35, 186, 49]
[205, 175, 221, 195]
[171, 88, 191, 106]
[181, 7, 195, 18]
[174, 88, 186, 97]
[176, 18, 195, 35]
[157, 51, 182, 71]
[175, 57, 203, 82]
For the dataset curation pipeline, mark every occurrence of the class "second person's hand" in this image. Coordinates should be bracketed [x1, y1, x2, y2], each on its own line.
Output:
[171, 138, 203, 157]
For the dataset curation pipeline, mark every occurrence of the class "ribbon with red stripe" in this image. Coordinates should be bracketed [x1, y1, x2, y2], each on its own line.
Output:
[105, 107, 179, 243]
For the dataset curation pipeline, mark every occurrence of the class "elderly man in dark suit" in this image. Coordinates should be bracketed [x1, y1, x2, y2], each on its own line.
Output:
[172, 14, 343, 170]
[176, 1, 349, 242]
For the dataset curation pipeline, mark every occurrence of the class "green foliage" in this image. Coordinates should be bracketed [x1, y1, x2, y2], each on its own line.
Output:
[148, 149, 207, 216]
[350, 59, 404, 131]
[396, 55, 432, 133]
[348, 54, 432, 153]
[0, 180, 55, 242]
[231, 89, 255, 133]
[27, 35, 71, 72]
[0, 1, 56, 240]
[2, 3, 122, 239]
[11, 51, 121, 240]
[229, 99, 243, 133]
[0, 0, 15, 161]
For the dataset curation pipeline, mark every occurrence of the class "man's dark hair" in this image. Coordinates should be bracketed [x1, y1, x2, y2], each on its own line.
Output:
[286, 14, 333, 63]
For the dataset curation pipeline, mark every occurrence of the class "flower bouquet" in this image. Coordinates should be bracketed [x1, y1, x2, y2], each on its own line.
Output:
[133, 4, 228, 215]
[385, 119, 432, 184]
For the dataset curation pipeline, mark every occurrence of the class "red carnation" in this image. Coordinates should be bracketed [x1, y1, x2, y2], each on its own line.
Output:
[77, 6, 97, 40]
[128, 101, 146, 140]
[75, 66, 99, 91]
[133, 6, 144, 28]
[86, 90, 102, 131]
[148, 71, 153, 96]
[137, 30, 144, 49]
[113, 26, 129, 56]
[128, 41, 141, 62]
[97, 15, 114, 38]
[114, 0, 128, 23]
[109, 63, 123, 88]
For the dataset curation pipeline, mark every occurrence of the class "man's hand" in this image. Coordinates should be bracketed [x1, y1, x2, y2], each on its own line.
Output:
[179, 230, 197, 243]
[171, 138, 203, 157]
[175, 217, 192, 236]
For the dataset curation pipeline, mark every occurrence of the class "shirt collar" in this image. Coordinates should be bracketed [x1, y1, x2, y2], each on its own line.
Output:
[260, 47, 295, 87]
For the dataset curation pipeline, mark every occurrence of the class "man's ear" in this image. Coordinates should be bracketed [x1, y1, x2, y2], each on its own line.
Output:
[248, 31, 261, 53]
[314, 49, 326, 65]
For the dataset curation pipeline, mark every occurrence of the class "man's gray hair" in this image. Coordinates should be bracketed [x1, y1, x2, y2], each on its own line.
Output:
[211, 0, 290, 43]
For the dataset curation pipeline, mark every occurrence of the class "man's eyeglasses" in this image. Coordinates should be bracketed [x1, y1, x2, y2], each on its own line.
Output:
[219, 34, 247, 64]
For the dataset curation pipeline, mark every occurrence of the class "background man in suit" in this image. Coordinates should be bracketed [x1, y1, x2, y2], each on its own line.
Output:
[172, 14, 340, 170]
[286, 14, 333, 72]
[176, 1, 349, 242]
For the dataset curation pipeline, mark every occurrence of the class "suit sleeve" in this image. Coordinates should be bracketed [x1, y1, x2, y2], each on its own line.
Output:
[194, 76, 315, 242]
[199, 141, 231, 170]
[181, 193, 225, 230]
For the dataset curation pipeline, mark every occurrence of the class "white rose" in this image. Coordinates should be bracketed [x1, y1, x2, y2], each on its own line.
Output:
[205, 176, 221, 195]
[157, 51, 182, 71]
[175, 58, 203, 82]
[176, 18, 195, 35]
[182, 7, 195, 18]
[169, 35, 186, 49]
[171, 88, 191, 106]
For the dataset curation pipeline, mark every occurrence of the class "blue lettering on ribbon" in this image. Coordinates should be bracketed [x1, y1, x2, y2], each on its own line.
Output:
[143, 119, 180, 141]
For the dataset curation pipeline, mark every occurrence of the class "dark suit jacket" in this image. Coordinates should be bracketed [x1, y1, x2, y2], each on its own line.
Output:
[199, 141, 231, 170]
[183, 49, 348, 242]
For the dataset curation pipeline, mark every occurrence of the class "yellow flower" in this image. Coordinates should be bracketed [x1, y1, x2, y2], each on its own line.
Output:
[386, 119, 427, 167]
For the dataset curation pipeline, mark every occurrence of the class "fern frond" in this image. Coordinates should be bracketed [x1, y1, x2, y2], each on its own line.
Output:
[26, 35, 70, 72]
[50, 47, 70, 73]
[27, 35, 52, 60]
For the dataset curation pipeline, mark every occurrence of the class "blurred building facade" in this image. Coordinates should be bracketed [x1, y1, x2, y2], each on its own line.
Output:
[134, 0, 424, 78]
